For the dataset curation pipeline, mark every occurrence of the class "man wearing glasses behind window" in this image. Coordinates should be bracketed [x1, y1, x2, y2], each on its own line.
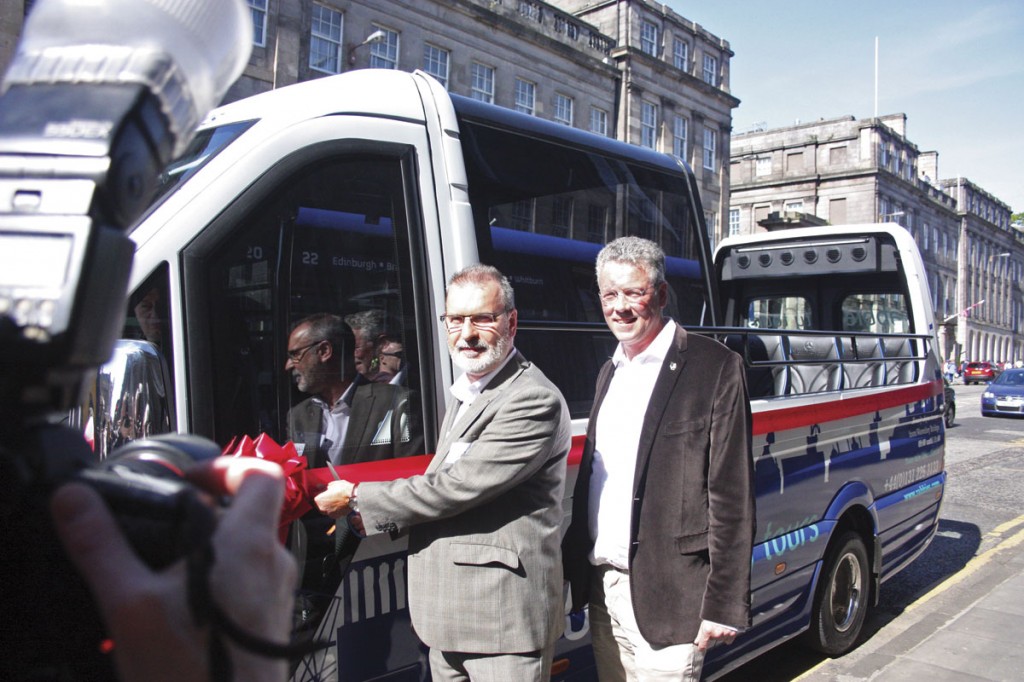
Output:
[563, 236, 755, 682]
[285, 313, 416, 466]
[314, 264, 572, 681]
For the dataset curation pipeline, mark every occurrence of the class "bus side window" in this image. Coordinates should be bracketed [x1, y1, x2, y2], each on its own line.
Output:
[95, 264, 175, 454]
[184, 152, 429, 459]
[122, 264, 172, 358]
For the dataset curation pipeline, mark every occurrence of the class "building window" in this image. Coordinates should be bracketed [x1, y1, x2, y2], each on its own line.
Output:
[586, 204, 608, 243]
[672, 116, 687, 160]
[554, 93, 574, 126]
[248, 0, 267, 47]
[673, 37, 689, 70]
[551, 197, 573, 237]
[829, 145, 847, 165]
[703, 127, 716, 171]
[470, 62, 495, 103]
[729, 208, 740, 236]
[786, 151, 804, 172]
[785, 200, 804, 213]
[590, 107, 608, 136]
[754, 205, 770, 225]
[369, 27, 399, 69]
[309, 4, 343, 74]
[423, 44, 449, 88]
[514, 78, 536, 115]
[511, 199, 534, 231]
[705, 211, 716, 251]
[829, 197, 847, 224]
[640, 101, 658, 149]
[640, 20, 659, 57]
[755, 156, 771, 176]
[702, 54, 717, 85]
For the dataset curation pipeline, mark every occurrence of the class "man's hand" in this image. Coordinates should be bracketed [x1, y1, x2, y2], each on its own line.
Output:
[693, 620, 739, 652]
[314, 479, 356, 519]
[50, 457, 298, 682]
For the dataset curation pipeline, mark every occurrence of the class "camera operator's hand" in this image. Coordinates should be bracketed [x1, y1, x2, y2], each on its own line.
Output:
[50, 457, 297, 682]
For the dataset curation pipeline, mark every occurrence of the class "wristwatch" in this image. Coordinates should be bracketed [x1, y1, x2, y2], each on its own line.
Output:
[349, 483, 359, 514]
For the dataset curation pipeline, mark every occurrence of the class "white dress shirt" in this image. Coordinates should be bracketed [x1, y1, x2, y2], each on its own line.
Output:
[589, 319, 677, 570]
[447, 348, 517, 438]
[312, 381, 356, 465]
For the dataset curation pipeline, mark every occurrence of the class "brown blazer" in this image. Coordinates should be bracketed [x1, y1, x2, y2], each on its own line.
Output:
[563, 324, 755, 646]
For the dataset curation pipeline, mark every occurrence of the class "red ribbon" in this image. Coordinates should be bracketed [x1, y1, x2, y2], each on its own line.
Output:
[222, 433, 312, 543]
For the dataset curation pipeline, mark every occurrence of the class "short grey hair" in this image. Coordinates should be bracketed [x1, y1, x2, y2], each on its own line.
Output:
[596, 236, 666, 286]
[448, 264, 515, 311]
[344, 309, 386, 342]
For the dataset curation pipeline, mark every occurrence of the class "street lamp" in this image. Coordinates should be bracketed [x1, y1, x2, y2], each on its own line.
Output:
[348, 28, 386, 65]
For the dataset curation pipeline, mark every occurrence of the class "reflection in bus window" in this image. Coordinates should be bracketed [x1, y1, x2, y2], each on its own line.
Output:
[188, 153, 427, 459]
[745, 296, 813, 330]
[842, 293, 910, 333]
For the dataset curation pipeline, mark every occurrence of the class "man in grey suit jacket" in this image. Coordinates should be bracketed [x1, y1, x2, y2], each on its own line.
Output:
[285, 313, 421, 467]
[314, 264, 571, 681]
[562, 237, 755, 681]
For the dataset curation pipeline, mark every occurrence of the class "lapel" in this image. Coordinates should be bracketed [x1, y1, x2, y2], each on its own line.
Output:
[429, 351, 529, 472]
[583, 358, 616, 457]
[344, 383, 376, 449]
[632, 324, 688, 497]
[294, 399, 327, 467]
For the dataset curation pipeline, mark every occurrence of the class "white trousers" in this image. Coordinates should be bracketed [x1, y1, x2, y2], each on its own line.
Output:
[589, 565, 705, 682]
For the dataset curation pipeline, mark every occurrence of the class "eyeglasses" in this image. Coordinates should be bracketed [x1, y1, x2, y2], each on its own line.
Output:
[598, 287, 652, 306]
[439, 311, 507, 332]
[380, 350, 404, 359]
[286, 340, 324, 362]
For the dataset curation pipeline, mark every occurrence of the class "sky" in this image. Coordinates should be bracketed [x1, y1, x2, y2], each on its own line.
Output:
[667, 0, 1024, 213]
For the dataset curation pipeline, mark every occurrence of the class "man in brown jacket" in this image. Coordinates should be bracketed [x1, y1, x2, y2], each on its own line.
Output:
[562, 236, 755, 681]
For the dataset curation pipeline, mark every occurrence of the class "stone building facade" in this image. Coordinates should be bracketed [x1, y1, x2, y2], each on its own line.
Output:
[730, 114, 1023, 365]
[0, 0, 738, 243]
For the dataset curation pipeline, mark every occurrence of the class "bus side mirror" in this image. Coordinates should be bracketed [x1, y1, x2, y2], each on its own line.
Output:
[68, 339, 175, 459]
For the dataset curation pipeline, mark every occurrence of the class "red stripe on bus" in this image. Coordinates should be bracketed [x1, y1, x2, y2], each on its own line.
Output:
[750, 380, 943, 435]
[302, 381, 940, 484]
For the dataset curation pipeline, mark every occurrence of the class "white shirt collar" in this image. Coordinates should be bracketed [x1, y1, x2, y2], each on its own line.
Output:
[611, 318, 677, 368]
[450, 347, 517, 406]
[311, 380, 356, 411]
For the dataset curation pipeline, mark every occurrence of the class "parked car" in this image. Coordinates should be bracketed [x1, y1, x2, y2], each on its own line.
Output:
[981, 369, 1024, 417]
[963, 361, 1001, 385]
[943, 379, 956, 428]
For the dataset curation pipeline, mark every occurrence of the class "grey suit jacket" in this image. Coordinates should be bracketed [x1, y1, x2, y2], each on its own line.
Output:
[563, 324, 755, 646]
[357, 351, 571, 654]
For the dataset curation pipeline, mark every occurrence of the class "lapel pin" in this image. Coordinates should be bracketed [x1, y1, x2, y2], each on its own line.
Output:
[669, 361, 677, 371]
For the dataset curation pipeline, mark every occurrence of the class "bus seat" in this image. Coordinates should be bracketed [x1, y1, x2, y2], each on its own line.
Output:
[881, 337, 919, 384]
[787, 335, 841, 394]
[840, 336, 884, 388]
[725, 333, 788, 398]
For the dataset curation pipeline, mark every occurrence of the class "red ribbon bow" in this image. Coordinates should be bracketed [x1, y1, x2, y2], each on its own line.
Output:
[222, 433, 312, 543]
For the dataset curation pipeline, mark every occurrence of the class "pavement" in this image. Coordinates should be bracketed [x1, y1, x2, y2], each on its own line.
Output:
[794, 515, 1024, 682]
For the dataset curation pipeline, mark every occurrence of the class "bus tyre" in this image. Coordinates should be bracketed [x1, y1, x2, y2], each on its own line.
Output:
[804, 531, 870, 656]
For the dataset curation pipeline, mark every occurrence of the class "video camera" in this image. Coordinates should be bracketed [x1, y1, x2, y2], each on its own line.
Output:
[0, 0, 252, 677]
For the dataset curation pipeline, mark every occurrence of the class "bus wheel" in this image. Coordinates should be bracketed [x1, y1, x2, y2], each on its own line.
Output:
[804, 531, 870, 656]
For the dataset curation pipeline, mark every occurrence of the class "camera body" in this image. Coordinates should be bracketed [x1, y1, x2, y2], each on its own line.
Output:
[0, 0, 253, 678]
